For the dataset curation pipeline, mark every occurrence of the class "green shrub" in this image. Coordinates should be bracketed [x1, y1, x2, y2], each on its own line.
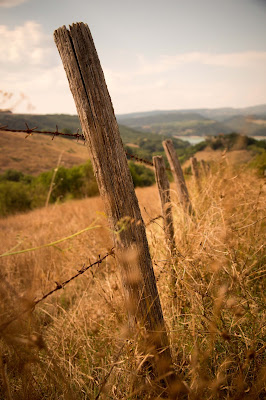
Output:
[249, 150, 266, 176]
[0, 181, 32, 216]
[0, 161, 156, 216]
[0, 169, 24, 182]
[129, 162, 155, 187]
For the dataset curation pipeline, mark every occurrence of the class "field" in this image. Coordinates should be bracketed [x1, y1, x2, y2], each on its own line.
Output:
[0, 157, 265, 399]
[0, 130, 89, 175]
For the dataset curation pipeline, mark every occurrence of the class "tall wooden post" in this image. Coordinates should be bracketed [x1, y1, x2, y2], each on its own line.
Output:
[54, 24, 187, 394]
[163, 139, 192, 214]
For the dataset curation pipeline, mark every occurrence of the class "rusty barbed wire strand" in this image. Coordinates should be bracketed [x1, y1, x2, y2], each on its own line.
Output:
[0, 124, 172, 171]
[0, 248, 115, 334]
[34, 248, 114, 305]
[0, 123, 85, 141]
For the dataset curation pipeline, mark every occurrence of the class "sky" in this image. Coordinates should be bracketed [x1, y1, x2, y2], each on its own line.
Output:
[0, 0, 266, 115]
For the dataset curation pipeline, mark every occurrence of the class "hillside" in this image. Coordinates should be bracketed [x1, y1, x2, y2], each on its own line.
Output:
[0, 130, 89, 175]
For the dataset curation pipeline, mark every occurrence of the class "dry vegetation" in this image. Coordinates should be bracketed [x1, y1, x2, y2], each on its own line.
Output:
[0, 160, 265, 399]
[0, 131, 89, 175]
[182, 149, 254, 168]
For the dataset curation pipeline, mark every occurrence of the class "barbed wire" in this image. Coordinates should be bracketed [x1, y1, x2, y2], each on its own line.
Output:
[0, 124, 172, 171]
[0, 248, 115, 334]
[0, 123, 85, 141]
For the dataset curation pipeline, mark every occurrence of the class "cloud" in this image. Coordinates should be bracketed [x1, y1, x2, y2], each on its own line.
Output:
[0, 21, 75, 113]
[0, 21, 55, 67]
[0, 0, 30, 7]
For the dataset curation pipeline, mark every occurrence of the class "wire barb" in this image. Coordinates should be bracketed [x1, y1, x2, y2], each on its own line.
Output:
[24, 122, 37, 138]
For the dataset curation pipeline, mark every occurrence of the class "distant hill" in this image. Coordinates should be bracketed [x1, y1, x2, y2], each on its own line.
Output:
[117, 112, 231, 137]
[117, 104, 266, 122]
[180, 104, 266, 121]
[117, 105, 266, 137]
[222, 115, 266, 137]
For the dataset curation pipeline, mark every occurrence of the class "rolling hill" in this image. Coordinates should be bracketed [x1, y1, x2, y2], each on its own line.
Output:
[117, 104, 266, 137]
[117, 111, 231, 137]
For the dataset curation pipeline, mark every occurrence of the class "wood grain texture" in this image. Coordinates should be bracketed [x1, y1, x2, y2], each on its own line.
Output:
[54, 22, 166, 336]
[163, 139, 192, 214]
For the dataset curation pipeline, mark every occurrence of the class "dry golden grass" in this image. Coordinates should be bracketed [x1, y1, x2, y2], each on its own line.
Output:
[183, 149, 253, 168]
[0, 161, 265, 399]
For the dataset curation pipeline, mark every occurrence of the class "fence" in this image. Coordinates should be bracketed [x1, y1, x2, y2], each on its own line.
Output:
[0, 22, 209, 398]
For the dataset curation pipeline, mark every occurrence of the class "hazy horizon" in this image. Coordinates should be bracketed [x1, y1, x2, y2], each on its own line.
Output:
[1, 0, 266, 115]
[2, 102, 266, 117]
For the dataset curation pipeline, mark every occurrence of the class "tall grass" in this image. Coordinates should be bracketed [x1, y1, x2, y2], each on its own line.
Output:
[0, 162, 265, 399]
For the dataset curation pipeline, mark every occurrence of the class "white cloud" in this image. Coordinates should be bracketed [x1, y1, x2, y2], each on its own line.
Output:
[0, 21, 75, 113]
[0, 21, 55, 67]
[0, 0, 30, 7]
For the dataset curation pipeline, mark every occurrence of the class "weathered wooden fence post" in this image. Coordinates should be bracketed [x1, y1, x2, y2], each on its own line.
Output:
[191, 156, 201, 191]
[163, 139, 192, 214]
[153, 156, 175, 254]
[153, 155, 177, 291]
[54, 23, 187, 395]
[200, 159, 208, 177]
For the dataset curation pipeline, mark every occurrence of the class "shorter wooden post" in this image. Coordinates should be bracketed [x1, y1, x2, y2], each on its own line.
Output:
[200, 159, 208, 177]
[191, 156, 201, 191]
[153, 156, 177, 292]
[153, 156, 175, 254]
[163, 139, 192, 214]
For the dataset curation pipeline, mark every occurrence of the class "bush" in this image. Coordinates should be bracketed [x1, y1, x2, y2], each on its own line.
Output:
[0, 169, 24, 182]
[0, 181, 32, 216]
[0, 161, 156, 216]
[129, 162, 155, 187]
[249, 150, 266, 176]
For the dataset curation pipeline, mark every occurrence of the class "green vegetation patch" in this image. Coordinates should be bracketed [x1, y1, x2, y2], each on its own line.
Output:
[0, 161, 155, 217]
